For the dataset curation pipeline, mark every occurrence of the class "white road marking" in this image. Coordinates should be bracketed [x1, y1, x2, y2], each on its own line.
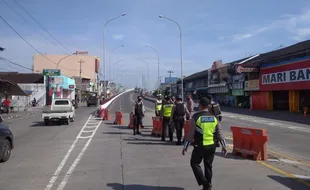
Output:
[279, 158, 301, 165]
[267, 159, 279, 162]
[293, 174, 310, 180]
[222, 113, 310, 133]
[44, 115, 92, 190]
[56, 119, 102, 190]
[44, 90, 132, 190]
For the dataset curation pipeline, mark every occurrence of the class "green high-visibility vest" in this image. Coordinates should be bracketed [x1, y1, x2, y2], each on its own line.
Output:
[195, 115, 218, 145]
[156, 100, 162, 111]
[162, 104, 173, 117]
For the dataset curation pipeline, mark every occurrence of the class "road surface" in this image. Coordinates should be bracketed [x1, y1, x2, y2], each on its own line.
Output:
[0, 90, 308, 190]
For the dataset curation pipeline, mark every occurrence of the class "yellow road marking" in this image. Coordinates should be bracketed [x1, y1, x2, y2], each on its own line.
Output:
[267, 150, 310, 167]
[257, 160, 310, 187]
[226, 144, 310, 188]
[223, 132, 310, 167]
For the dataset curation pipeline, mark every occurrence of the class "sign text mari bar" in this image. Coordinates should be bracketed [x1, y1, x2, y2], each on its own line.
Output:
[262, 67, 310, 85]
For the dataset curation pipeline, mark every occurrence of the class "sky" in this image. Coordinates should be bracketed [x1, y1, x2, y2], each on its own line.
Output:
[1, 0, 310, 88]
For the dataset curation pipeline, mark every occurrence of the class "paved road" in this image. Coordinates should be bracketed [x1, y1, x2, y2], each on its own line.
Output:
[0, 91, 308, 190]
[0, 104, 98, 190]
[143, 95, 310, 160]
[141, 94, 310, 186]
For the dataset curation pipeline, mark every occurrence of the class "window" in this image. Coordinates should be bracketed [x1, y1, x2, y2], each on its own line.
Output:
[54, 100, 69, 105]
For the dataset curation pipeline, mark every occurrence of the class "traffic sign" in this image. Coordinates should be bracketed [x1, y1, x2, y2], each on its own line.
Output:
[43, 69, 61, 76]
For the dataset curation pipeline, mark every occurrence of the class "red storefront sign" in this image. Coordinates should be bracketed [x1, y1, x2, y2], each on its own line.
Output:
[259, 58, 310, 91]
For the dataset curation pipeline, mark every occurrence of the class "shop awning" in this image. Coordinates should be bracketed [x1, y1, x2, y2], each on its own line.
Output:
[195, 87, 208, 91]
[0, 79, 30, 96]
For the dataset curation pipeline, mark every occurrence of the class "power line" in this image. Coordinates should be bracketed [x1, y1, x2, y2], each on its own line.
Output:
[2, 0, 58, 48]
[11, 0, 90, 70]
[0, 15, 77, 71]
[0, 57, 39, 72]
[12, 0, 73, 54]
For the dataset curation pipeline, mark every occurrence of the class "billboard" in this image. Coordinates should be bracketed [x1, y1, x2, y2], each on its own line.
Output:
[164, 77, 178, 83]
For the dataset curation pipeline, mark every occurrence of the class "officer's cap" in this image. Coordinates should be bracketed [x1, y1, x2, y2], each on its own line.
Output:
[199, 97, 210, 106]
[176, 95, 182, 100]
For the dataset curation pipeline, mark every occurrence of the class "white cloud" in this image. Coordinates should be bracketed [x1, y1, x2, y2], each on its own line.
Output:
[232, 33, 252, 41]
[112, 34, 124, 40]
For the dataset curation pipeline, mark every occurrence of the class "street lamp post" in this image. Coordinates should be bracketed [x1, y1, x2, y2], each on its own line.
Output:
[56, 52, 77, 69]
[109, 45, 124, 81]
[159, 15, 184, 101]
[116, 65, 125, 83]
[137, 59, 149, 89]
[103, 13, 126, 97]
[145, 45, 159, 89]
[113, 59, 124, 81]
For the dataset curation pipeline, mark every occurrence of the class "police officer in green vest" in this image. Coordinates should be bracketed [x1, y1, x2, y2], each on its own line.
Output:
[182, 97, 227, 190]
[155, 95, 162, 116]
[160, 96, 174, 141]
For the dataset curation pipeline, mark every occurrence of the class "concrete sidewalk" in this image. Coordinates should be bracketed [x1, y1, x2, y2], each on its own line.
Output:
[92, 112, 308, 190]
[0, 107, 41, 120]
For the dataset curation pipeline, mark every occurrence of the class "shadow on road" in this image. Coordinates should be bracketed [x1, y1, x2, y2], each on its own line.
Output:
[30, 121, 65, 127]
[126, 141, 180, 146]
[107, 183, 185, 190]
[221, 107, 310, 125]
[108, 125, 129, 130]
[214, 152, 244, 160]
[102, 131, 128, 135]
[267, 175, 310, 190]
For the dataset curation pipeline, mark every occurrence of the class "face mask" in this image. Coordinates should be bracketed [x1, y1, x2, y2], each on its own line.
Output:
[138, 99, 142, 101]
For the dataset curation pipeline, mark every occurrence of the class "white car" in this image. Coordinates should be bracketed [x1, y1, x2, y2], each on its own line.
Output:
[42, 98, 75, 126]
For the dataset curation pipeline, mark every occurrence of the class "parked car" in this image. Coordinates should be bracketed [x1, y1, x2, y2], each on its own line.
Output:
[0, 116, 14, 163]
[42, 98, 75, 126]
[87, 96, 98, 107]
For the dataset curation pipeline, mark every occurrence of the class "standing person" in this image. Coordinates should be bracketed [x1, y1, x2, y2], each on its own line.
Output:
[171, 96, 176, 104]
[207, 95, 222, 147]
[160, 96, 174, 141]
[182, 97, 227, 190]
[132, 96, 145, 135]
[155, 95, 162, 116]
[186, 94, 194, 115]
[2, 95, 11, 115]
[170, 95, 190, 145]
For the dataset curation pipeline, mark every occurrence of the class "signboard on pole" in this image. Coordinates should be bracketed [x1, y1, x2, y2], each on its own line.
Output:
[164, 77, 178, 83]
[43, 69, 61, 76]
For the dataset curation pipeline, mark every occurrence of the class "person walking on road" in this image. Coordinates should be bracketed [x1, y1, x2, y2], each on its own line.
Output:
[160, 96, 174, 141]
[132, 96, 145, 135]
[182, 97, 227, 190]
[170, 95, 190, 145]
[186, 94, 194, 115]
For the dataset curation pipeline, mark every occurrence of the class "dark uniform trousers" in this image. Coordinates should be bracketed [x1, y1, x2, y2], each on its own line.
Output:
[162, 117, 173, 140]
[173, 116, 184, 142]
[134, 114, 143, 134]
[190, 144, 216, 187]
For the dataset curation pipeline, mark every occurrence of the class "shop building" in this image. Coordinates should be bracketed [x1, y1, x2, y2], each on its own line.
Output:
[48, 75, 76, 101]
[250, 40, 310, 112]
[183, 69, 208, 101]
[232, 54, 261, 108]
[207, 60, 234, 106]
[258, 56, 310, 112]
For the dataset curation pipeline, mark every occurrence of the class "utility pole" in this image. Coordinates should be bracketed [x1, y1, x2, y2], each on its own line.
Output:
[167, 70, 174, 96]
[78, 60, 84, 103]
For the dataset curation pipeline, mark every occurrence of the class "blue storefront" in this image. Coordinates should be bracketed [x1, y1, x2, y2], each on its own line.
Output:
[48, 75, 76, 100]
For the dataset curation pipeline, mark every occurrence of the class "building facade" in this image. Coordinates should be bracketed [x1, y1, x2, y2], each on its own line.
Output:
[33, 53, 100, 84]
[48, 75, 76, 100]
[256, 56, 310, 112]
